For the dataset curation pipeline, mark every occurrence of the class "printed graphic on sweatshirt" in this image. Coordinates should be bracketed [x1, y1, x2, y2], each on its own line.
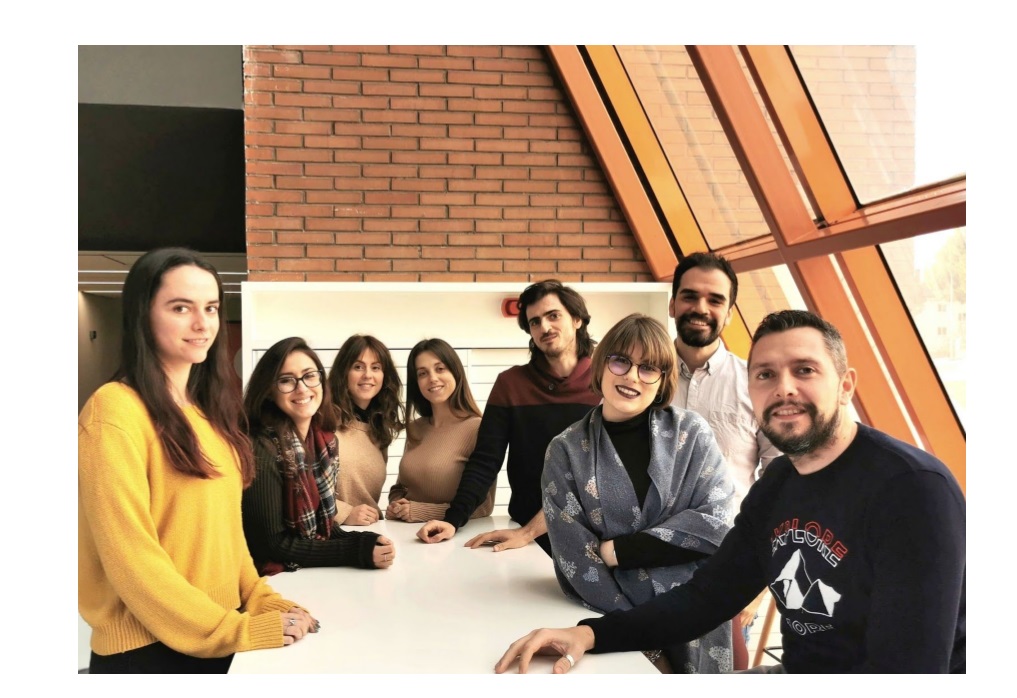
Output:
[769, 549, 842, 618]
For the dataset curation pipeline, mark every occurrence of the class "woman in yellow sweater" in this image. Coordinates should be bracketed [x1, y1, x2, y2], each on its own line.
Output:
[327, 334, 405, 525]
[78, 248, 316, 673]
[386, 339, 494, 523]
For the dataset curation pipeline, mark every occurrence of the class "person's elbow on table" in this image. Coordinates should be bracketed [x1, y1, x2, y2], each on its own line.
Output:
[416, 520, 455, 543]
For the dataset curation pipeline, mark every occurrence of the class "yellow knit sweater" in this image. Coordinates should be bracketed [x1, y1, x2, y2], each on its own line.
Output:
[78, 382, 296, 658]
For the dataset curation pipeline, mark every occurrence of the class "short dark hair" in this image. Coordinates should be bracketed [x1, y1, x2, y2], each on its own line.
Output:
[405, 338, 481, 425]
[671, 252, 738, 306]
[244, 337, 338, 440]
[749, 310, 848, 374]
[590, 314, 678, 407]
[516, 279, 596, 359]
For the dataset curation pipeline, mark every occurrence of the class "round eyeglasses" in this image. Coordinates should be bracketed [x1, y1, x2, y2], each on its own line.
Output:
[276, 370, 324, 393]
[606, 354, 664, 385]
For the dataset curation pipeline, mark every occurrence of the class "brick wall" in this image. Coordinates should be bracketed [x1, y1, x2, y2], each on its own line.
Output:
[242, 45, 652, 283]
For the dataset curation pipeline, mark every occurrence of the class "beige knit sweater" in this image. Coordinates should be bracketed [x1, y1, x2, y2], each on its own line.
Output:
[388, 416, 494, 523]
[334, 421, 386, 524]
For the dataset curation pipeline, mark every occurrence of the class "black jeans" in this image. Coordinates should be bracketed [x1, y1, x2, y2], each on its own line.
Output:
[89, 642, 234, 674]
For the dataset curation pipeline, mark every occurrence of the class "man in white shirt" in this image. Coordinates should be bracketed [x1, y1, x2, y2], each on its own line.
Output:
[668, 251, 780, 664]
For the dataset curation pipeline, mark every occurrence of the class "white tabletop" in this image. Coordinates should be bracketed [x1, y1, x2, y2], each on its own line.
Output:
[229, 516, 655, 674]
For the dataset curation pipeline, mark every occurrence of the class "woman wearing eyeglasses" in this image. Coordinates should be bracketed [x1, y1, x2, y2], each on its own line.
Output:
[242, 337, 396, 574]
[541, 313, 736, 673]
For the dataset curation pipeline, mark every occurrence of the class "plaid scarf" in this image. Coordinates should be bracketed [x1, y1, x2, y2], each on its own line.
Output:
[264, 424, 339, 572]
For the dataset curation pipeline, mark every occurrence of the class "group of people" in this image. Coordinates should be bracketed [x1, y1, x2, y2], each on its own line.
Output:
[78, 246, 966, 675]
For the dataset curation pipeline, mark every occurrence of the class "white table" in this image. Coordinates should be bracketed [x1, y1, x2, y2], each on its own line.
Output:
[230, 516, 656, 674]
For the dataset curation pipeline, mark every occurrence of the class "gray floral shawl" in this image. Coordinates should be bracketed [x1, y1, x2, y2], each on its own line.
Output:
[542, 405, 736, 672]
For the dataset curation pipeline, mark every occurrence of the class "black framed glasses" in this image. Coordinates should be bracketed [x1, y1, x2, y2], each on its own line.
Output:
[606, 354, 664, 385]
[276, 370, 324, 393]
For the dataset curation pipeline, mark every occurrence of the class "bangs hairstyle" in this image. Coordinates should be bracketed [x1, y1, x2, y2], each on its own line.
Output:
[516, 279, 596, 359]
[590, 313, 678, 407]
[327, 334, 405, 449]
[244, 337, 338, 442]
[115, 247, 254, 485]
[749, 309, 848, 375]
[406, 339, 481, 427]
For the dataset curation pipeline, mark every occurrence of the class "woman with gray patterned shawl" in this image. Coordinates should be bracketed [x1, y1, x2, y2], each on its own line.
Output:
[542, 314, 736, 673]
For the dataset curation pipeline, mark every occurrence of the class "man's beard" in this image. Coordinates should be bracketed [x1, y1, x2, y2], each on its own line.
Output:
[760, 401, 840, 457]
[677, 312, 721, 348]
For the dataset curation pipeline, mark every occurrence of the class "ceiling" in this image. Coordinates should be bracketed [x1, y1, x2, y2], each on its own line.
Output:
[78, 251, 247, 296]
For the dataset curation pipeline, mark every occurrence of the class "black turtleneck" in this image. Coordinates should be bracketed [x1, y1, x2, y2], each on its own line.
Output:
[604, 407, 711, 570]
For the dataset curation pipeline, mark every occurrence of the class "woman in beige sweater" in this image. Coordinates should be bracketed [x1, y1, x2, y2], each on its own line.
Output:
[386, 338, 495, 523]
[327, 335, 405, 526]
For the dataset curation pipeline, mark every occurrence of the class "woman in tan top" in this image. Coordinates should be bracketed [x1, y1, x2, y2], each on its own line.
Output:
[386, 338, 495, 523]
[327, 335, 404, 526]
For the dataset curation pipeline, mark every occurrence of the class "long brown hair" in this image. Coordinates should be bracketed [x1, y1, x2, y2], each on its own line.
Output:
[405, 338, 481, 433]
[327, 334, 405, 449]
[114, 247, 254, 484]
[244, 337, 338, 446]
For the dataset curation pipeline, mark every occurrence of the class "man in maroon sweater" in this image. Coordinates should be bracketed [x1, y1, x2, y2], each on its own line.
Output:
[416, 280, 601, 556]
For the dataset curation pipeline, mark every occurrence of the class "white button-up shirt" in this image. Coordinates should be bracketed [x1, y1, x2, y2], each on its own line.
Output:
[671, 341, 780, 505]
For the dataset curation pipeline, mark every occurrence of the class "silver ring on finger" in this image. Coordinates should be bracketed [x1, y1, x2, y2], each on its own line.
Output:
[564, 654, 575, 668]
[288, 618, 296, 626]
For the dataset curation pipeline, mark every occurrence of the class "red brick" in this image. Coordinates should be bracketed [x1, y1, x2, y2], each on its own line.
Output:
[307, 245, 363, 258]
[475, 112, 528, 126]
[448, 70, 501, 86]
[505, 260, 556, 273]
[306, 191, 364, 204]
[390, 69, 446, 83]
[245, 49, 302, 64]
[502, 72, 555, 87]
[276, 148, 334, 163]
[502, 207, 555, 219]
[449, 233, 500, 245]
[362, 54, 419, 68]
[420, 137, 475, 151]
[273, 64, 332, 79]
[419, 56, 474, 70]
[275, 121, 333, 134]
[363, 82, 418, 97]
[364, 272, 422, 281]
[366, 246, 419, 259]
[278, 258, 336, 272]
[529, 247, 580, 259]
[248, 161, 304, 176]
[420, 111, 474, 125]
[584, 247, 634, 260]
[448, 98, 502, 113]
[274, 93, 333, 108]
[392, 124, 447, 138]
[394, 233, 446, 246]
[559, 260, 610, 273]
[503, 153, 556, 166]
[392, 151, 447, 165]
[448, 46, 501, 58]
[421, 273, 476, 282]
[503, 46, 542, 60]
[334, 150, 392, 163]
[389, 46, 445, 56]
[247, 232, 274, 244]
[477, 246, 527, 259]
[476, 220, 528, 233]
[476, 139, 528, 153]
[451, 260, 503, 272]
[247, 203, 274, 216]
[250, 272, 305, 281]
[448, 207, 504, 220]
[306, 272, 365, 281]
[364, 220, 418, 232]
[393, 260, 447, 272]
[277, 176, 334, 190]
[530, 221, 582, 234]
[304, 164, 361, 177]
[305, 219, 363, 231]
[449, 180, 501, 192]
[504, 233, 556, 246]
[276, 232, 335, 245]
[423, 247, 474, 259]
[302, 80, 361, 95]
[248, 244, 305, 257]
[366, 192, 419, 205]
[392, 205, 447, 218]
[363, 110, 417, 124]
[247, 217, 304, 230]
[363, 164, 419, 177]
[504, 180, 556, 193]
[503, 99, 555, 114]
[247, 189, 304, 204]
[393, 179, 445, 192]
[421, 220, 474, 232]
[277, 204, 333, 217]
[420, 193, 474, 206]
[476, 193, 527, 206]
[336, 232, 392, 245]
[448, 152, 501, 166]
[611, 261, 651, 273]
[336, 260, 392, 272]
[300, 53, 363, 66]
[248, 77, 303, 93]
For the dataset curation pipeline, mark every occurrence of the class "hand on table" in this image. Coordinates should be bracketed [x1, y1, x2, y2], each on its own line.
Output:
[386, 498, 411, 521]
[373, 535, 396, 568]
[281, 607, 319, 646]
[465, 527, 532, 552]
[494, 625, 595, 674]
[416, 520, 455, 543]
[345, 504, 379, 526]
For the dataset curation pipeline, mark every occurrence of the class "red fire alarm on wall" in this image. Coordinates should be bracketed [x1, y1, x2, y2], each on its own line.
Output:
[501, 298, 520, 318]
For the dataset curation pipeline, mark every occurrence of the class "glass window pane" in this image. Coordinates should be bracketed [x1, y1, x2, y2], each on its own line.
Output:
[791, 45, 964, 204]
[735, 264, 807, 331]
[881, 229, 966, 424]
[617, 45, 771, 248]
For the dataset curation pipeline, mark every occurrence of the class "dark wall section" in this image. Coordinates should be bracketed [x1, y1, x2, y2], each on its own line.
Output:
[78, 103, 245, 253]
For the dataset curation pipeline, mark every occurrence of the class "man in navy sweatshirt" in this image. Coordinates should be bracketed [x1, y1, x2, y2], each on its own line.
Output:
[416, 280, 600, 556]
[496, 309, 965, 673]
